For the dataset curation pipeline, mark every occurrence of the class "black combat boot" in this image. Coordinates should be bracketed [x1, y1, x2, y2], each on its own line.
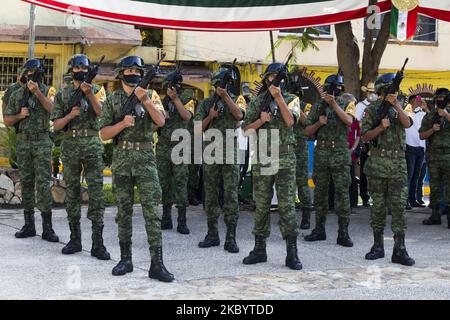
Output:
[365, 230, 385, 260]
[198, 221, 220, 248]
[161, 204, 173, 230]
[423, 208, 441, 225]
[224, 224, 239, 253]
[41, 212, 59, 242]
[304, 219, 326, 242]
[61, 222, 82, 254]
[300, 208, 311, 230]
[391, 234, 415, 266]
[112, 241, 133, 276]
[91, 222, 111, 260]
[285, 236, 303, 270]
[176, 207, 190, 235]
[15, 211, 36, 238]
[149, 246, 174, 282]
[243, 235, 267, 265]
[336, 223, 353, 247]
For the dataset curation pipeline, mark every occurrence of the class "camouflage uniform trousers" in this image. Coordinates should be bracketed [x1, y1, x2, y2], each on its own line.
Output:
[61, 137, 104, 224]
[312, 149, 351, 228]
[203, 163, 239, 228]
[112, 152, 163, 254]
[295, 142, 313, 209]
[427, 157, 450, 210]
[253, 151, 299, 239]
[16, 136, 53, 213]
[367, 175, 407, 235]
[156, 143, 189, 208]
[188, 163, 201, 199]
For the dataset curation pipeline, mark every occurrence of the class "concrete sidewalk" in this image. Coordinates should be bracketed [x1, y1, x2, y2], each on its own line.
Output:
[0, 205, 449, 300]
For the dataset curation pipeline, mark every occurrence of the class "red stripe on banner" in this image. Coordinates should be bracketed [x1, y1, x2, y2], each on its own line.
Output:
[22, 0, 392, 31]
[407, 7, 419, 39]
[419, 7, 450, 23]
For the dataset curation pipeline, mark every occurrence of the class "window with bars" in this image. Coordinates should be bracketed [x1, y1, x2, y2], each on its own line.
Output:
[0, 57, 54, 92]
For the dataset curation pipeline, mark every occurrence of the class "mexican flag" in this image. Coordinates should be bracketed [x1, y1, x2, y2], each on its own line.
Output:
[390, 3, 419, 42]
[22, 0, 450, 32]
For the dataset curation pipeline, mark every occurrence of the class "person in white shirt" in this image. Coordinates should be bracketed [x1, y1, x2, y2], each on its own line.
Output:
[405, 95, 428, 209]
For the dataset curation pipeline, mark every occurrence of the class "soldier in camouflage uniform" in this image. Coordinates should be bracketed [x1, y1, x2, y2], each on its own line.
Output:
[3, 59, 59, 242]
[292, 88, 313, 229]
[2, 73, 26, 114]
[420, 88, 450, 228]
[241, 63, 302, 270]
[361, 73, 415, 266]
[100, 56, 173, 282]
[304, 75, 354, 247]
[157, 71, 194, 234]
[51, 54, 110, 260]
[194, 68, 246, 253]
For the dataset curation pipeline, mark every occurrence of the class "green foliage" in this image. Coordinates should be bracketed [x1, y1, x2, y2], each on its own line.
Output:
[268, 27, 320, 71]
[0, 126, 18, 168]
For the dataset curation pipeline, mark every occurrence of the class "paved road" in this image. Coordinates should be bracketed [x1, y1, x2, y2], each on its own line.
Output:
[0, 205, 449, 300]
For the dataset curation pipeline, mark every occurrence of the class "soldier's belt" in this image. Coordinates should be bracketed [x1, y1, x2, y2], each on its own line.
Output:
[117, 140, 152, 151]
[279, 144, 294, 154]
[371, 148, 405, 158]
[64, 129, 99, 138]
[17, 132, 49, 141]
[428, 148, 450, 155]
[316, 140, 341, 149]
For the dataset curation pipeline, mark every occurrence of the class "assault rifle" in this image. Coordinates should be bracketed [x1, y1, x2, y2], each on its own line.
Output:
[372, 58, 409, 146]
[16, 57, 46, 133]
[209, 58, 237, 113]
[19, 57, 46, 112]
[433, 92, 450, 128]
[162, 64, 183, 113]
[63, 55, 105, 131]
[258, 53, 293, 118]
[318, 68, 342, 118]
[113, 54, 165, 145]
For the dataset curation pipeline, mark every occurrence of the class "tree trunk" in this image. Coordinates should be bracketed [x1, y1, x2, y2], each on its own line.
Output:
[335, 21, 361, 99]
[335, 0, 391, 100]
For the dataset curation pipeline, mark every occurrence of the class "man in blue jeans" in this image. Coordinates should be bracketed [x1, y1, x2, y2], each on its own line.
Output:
[405, 95, 428, 209]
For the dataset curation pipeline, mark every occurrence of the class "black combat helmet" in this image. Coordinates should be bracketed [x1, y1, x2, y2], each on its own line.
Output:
[262, 63, 287, 79]
[163, 70, 183, 91]
[375, 73, 397, 94]
[67, 54, 91, 71]
[23, 58, 42, 71]
[435, 87, 449, 97]
[115, 55, 145, 79]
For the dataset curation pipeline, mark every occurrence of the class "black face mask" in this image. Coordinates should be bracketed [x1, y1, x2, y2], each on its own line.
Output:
[122, 74, 141, 87]
[73, 71, 88, 82]
[20, 75, 28, 84]
[436, 99, 446, 109]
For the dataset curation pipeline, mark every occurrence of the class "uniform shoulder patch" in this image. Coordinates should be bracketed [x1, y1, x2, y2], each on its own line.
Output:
[304, 103, 312, 115]
[95, 86, 107, 103]
[235, 95, 247, 111]
[47, 86, 57, 101]
[184, 99, 195, 114]
[288, 97, 300, 112]
[345, 101, 357, 119]
[151, 90, 164, 111]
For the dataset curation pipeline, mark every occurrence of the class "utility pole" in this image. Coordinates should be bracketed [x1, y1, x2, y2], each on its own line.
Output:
[27, 4, 37, 59]
[269, 31, 276, 63]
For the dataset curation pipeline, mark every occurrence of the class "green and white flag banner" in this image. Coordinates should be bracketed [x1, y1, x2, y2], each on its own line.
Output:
[21, 0, 450, 31]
